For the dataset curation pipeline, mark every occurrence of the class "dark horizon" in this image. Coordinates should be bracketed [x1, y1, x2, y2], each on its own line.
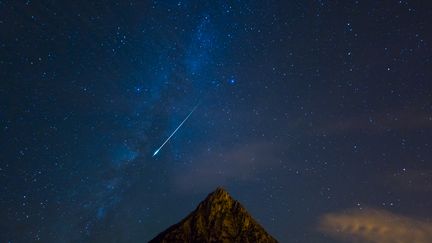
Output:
[1, 1, 432, 242]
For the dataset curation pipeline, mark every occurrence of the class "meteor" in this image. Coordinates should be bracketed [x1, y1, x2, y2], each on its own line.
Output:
[152, 104, 199, 157]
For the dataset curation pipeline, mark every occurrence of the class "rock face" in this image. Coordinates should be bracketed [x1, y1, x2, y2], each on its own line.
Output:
[149, 187, 278, 243]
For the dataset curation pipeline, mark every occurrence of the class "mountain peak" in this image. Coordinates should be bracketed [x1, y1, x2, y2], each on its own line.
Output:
[149, 187, 278, 243]
[202, 187, 232, 203]
[213, 186, 229, 195]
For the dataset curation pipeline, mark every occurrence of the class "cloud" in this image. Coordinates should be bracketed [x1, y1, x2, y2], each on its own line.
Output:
[317, 208, 432, 243]
[317, 110, 432, 135]
[173, 141, 281, 192]
[384, 169, 432, 193]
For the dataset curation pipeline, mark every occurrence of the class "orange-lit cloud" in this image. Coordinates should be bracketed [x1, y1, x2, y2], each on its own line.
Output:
[318, 208, 432, 243]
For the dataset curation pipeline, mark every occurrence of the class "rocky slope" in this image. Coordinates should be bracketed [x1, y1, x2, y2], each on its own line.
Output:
[149, 187, 278, 243]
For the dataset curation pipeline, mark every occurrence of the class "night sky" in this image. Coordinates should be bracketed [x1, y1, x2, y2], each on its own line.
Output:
[1, 1, 432, 242]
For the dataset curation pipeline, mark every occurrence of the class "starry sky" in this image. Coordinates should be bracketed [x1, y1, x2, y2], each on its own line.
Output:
[1, 1, 432, 242]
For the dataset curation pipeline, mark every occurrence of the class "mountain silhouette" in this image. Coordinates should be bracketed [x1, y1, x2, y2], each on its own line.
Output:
[149, 187, 278, 243]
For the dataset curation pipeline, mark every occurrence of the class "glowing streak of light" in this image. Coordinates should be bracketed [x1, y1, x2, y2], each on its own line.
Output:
[152, 104, 199, 157]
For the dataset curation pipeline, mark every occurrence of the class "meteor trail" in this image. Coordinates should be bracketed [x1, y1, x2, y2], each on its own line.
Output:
[152, 104, 199, 157]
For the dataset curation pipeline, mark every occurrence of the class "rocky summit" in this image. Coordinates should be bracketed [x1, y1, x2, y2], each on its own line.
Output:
[149, 187, 278, 243]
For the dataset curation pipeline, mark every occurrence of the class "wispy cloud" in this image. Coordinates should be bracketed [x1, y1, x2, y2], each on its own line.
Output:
[384, 169, 432, 192]
[318, 208, 432, 243]
[317, 110, 432, 135]
[173, 141, 281, 192]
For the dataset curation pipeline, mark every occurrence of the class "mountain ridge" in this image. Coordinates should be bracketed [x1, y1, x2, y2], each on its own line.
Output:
[149, 187, 278, 243]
